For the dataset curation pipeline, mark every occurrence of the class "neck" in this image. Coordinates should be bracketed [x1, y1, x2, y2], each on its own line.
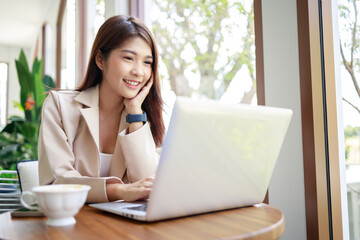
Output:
[99, 83, 124, 114]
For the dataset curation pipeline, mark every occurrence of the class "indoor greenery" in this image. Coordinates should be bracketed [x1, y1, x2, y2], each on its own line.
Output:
[0, 49, 54, 170]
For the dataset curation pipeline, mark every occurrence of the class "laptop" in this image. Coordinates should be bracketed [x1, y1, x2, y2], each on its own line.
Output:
[89, 97, 292, 222]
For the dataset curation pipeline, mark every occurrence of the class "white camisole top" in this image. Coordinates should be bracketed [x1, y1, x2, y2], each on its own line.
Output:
[99, 152, 113, 177]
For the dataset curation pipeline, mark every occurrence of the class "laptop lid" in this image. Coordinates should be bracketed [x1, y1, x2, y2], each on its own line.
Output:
[145, 97, 292, 221]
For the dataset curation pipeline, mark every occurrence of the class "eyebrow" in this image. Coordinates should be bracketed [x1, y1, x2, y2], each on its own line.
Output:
[121, 49, 153, 59]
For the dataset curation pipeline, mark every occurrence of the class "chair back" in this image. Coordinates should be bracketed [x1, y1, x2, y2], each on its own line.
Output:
[16, 160, 39, 192]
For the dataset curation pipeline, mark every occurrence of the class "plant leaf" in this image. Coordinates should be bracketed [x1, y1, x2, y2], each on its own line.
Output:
[33, 59, 45, 124]
[43, 75, 55, 92]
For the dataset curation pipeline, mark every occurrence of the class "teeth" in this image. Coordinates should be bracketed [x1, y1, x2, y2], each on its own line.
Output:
[124, 80, 140, 86]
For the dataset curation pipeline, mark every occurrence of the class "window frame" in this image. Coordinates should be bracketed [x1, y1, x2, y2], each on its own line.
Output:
[0, 61, 9, 128]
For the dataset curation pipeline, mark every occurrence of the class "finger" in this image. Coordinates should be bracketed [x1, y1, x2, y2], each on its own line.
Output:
[145, 77, 153, 87]
[138, 187, 151, 196]
[134, 178, 153, 187]
[142, 185, 151, 192]
[141, 182, 153, 189]
[141, 77, 153, 92]
[137, 79, 153, 99]
[138, 194, 150, 201]
[145, 176, 155, 182]
[123, 78, 153, 112]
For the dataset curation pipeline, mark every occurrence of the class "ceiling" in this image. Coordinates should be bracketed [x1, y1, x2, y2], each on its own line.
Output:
[0, 0, 55, 48]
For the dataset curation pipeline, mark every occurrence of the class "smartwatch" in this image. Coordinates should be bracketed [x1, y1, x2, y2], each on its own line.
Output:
[126, 112, 147, 124]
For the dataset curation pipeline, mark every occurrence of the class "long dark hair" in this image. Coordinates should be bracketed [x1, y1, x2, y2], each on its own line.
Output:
[77, 15, 164, 146]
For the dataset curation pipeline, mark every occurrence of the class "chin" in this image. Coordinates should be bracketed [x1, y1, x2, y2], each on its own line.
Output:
[122, 91, 140, 99]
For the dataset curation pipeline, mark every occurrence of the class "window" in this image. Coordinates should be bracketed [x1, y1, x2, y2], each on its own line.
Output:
[58, 0, 106, 89]
[151, 0, 256, 126]
[94, 0, 105, 36]
[61, 0, 76, 89]
[0, 62, 8, 129]
[338, 0, 360, 238]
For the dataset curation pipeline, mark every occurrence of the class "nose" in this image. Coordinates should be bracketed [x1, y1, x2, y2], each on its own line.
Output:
[131, 62, 144, 77]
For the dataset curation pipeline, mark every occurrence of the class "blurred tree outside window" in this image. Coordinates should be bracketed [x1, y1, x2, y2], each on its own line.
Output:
[339, 0, 360, 165]
[339, 0, 360, 238]
[94, 0, 105, 35]
[87, 0, 105, 68]
[0, 63, 8, 129]
[151, 0, 256, 125]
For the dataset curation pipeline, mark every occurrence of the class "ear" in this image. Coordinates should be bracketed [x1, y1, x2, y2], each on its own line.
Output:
[95, 50, 105, 70]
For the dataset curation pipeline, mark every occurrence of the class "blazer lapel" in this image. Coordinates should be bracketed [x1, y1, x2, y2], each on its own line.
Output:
[75, 86, 129, 179]
[110, 109, 128, 179]
[74, 86, 100, 150]
[79, 108, 100, 149]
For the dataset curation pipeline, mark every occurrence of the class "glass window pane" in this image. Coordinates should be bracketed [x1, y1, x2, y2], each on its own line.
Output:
[61, 0, 76, 89]
[338, 0, 360, 238]
[151, 0, 256, 126]
[94, 0, 105, 35]
[0, 63, 8, 129]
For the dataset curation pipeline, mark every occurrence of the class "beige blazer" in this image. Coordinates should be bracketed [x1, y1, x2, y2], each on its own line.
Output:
[38, 85, 160, 203]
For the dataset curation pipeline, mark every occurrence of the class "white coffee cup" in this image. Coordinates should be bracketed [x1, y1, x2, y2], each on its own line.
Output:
[20, 184, 91, 227]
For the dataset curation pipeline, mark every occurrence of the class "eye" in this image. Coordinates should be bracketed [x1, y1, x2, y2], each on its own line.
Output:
[124, 56, 133, 61]
[144, 61, 153, 66]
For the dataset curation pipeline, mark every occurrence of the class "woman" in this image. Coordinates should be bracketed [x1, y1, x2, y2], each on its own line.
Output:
[38, 16, 165, 203]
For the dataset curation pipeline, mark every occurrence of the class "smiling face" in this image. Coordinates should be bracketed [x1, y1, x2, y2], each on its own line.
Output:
[97, 37, 153, 100]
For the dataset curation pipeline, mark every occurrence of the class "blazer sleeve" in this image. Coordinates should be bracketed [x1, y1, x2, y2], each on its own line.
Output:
[38, 92, 122, 203]
[119, 123, 160, 183]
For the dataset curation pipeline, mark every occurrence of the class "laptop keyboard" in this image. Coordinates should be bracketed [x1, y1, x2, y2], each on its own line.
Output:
[126, 204, 147, 212]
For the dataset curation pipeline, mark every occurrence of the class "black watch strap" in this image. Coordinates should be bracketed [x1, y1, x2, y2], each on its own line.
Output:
[126, 112, 147, 124]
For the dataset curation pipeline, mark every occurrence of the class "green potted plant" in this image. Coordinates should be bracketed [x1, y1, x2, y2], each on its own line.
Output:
[0, 49, 54, 170]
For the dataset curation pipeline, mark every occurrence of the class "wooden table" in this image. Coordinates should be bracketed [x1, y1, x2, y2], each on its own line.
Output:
[0, 203, 284, 240]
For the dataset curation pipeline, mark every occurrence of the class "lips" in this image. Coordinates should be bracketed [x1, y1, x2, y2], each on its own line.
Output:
[123, 79, 141, 87]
